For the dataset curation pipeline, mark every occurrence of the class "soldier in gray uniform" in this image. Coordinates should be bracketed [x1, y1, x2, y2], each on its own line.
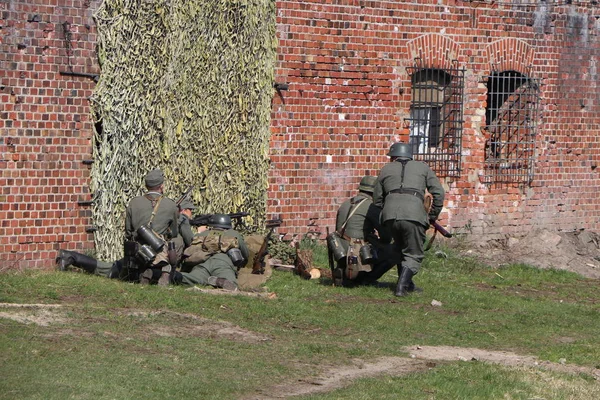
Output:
[332, 175, 392, 287]
[125, 169, 179, 286]
[57, 169, 189, 285]
[373, 142, 445, 297]
[171, 214, 249, 291]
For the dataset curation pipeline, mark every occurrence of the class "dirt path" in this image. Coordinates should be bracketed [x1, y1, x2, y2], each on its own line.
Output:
[243, 346, 600, 399]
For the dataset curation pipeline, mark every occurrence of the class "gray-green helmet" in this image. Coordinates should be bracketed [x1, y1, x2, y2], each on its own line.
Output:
[358, 176, 377, 193]
[387, 142, 413, 159]
[208, 214, 232, 230]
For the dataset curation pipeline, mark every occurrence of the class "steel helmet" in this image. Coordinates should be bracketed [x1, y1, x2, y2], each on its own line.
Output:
[208, 214, 232, 230]
[387, 142, 413, 159]
[358, 176, 377, 193]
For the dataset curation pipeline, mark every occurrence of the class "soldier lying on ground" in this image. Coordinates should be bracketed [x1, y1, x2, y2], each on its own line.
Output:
[169, 214, 250, 291]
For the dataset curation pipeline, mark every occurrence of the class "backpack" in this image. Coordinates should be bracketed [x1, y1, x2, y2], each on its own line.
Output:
[182, 230, 239, 268]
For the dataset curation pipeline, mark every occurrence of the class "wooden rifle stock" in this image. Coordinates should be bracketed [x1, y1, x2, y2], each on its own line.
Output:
[252, 218, 283, 274]
[431, 220, 452, 238]
[425, 221, 452, 251]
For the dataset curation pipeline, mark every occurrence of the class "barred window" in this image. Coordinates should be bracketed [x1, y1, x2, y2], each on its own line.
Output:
[406, 66, 465, 177]
[483, 71, 540, 186]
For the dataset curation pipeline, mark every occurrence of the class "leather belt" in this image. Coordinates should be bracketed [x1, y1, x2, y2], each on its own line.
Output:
[388, 188, 424, 201]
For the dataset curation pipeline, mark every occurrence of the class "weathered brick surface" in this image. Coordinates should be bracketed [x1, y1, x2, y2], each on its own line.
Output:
[271, 0, 600, 241]
[1, 1, 99, 269]
[2, 0, 600, 269]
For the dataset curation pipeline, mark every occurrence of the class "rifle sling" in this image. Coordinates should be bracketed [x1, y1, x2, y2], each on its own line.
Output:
[337, 197, 367, 240]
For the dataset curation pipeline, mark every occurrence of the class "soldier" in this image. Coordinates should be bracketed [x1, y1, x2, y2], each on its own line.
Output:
[125, 169, 179, 286]
[56, 169, 186, 285]
[331, 175, 393, 287]
[171, 198, 199, 257]
[373, 142, 445, 297]
[171, 214, 249, 291]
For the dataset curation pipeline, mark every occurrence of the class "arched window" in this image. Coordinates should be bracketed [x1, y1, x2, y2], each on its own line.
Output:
[406, 65, 465, 177]
[483, 70, 540, 186]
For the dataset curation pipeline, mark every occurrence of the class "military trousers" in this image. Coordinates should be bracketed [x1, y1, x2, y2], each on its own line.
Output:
[180, 254, 237, 287]
[384, 219, 427, 274]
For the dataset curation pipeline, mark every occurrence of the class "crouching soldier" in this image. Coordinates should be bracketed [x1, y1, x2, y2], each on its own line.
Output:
[171, 214, 249, 291]
[328, 175, 394, 287]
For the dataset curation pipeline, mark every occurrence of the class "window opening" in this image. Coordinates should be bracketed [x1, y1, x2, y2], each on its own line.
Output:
[483, 71, 540, 186]
[406, 65, 465, 177]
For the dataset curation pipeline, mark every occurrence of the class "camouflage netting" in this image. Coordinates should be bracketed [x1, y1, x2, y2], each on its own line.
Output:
[89, 0, 277, 261]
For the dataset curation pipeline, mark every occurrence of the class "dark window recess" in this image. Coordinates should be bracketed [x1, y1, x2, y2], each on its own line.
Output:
[483, 71, 540, 186]
[406, 64, 465, 178]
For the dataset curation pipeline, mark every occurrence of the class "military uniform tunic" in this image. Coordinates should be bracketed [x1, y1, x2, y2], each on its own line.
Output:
[335, 193, 391, 250]
[373, 157, 445, 274]
[125, 192, 179, 241]
[180, 228, 249, 287]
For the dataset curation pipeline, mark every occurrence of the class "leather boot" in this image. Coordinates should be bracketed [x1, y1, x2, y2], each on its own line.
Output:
[56, 250, 97, 273]
[158, 272, 171, 287]
[56, 250, 75, 271]
[171, 271, 183, 285]
[207, 276, 238, 291]
[108, 261, 123, 279]
[395, 267, 414, 297]
[332, 267, 344, 287]
[139, 269, 153, 285]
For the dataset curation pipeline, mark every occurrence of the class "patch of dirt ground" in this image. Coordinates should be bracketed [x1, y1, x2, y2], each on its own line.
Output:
[2, 303, 599, 398]
[461, 229, 600, 279]
[243, 346, 600, 399]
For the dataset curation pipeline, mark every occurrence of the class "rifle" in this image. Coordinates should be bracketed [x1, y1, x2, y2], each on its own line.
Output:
[431, 221, 453, 238]
[425, 220, 453, 251]
[176, 186, 194, 207]
[190, 211, 250, 227]
[252, 218, 283, 275]
[326, 227, 335, 276]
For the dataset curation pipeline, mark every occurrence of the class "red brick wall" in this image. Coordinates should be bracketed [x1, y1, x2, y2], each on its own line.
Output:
[1, 1, 99, 269]
[2, 0, 600, 269]
[270, 0, 600, 241]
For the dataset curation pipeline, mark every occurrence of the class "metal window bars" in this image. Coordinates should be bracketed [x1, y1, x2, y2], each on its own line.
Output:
[483, 71, 540, 186]
[406, 63, 465, 178]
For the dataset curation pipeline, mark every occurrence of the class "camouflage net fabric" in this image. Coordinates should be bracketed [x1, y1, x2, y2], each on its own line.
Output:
[89, 0, 277, 260]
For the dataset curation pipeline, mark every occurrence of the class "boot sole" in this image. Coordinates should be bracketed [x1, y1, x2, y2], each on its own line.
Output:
[139, 269, 153, 285]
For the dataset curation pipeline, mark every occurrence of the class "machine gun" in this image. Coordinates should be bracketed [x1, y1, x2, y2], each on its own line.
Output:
[190, 212, 250, 229]
[252, 217, 283, 275]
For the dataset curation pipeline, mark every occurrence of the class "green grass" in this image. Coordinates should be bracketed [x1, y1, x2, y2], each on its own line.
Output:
[1, 245, 599, 399]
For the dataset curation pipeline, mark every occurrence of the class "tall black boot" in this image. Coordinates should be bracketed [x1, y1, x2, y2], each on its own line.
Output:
[56, 250, 75, 271]
[56, 250, 97, 273]
[172, 271, 183, 285]
[108, 260, 123, 279]
[395, 266, 414, 297]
